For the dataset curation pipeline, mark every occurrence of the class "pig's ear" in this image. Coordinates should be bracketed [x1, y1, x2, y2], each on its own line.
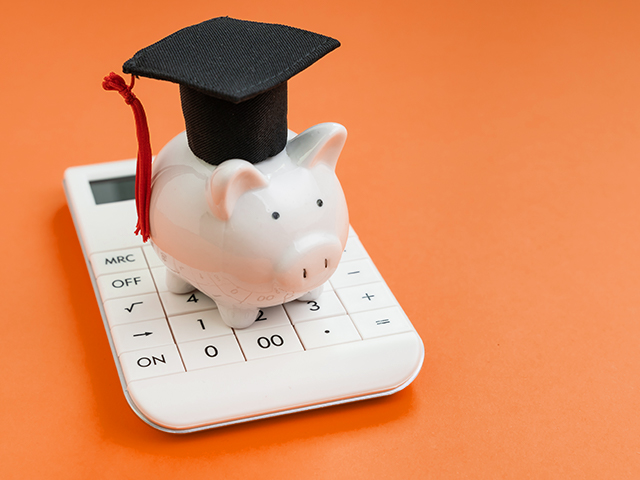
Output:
[206, 159, 268, 221]
[286, 122, 347, 171]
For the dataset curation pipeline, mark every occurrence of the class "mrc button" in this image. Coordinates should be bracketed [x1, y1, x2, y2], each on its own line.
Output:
[97, 269, 157, 301]
[91, 248, 147, 277]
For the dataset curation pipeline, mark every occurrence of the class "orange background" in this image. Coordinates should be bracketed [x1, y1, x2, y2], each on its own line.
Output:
[1, 0, 639, 478]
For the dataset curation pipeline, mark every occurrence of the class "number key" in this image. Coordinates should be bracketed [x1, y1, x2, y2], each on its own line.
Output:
[238, 305, 290, 332]
[158, 290, 217, 316]
[168, 310, 232, 343]
[235, 325, 303, 360]
[283, 291, 346, 324]
[178, 335, 245, 371]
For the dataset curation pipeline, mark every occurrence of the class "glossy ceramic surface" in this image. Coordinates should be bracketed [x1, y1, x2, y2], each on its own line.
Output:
[149, 123, 349, 327]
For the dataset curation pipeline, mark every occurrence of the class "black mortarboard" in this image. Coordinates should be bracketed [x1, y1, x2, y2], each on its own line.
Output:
[122, 17, 340, 165]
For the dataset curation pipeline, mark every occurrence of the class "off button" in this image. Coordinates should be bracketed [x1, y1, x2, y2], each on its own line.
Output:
[97, 269, 156, 301]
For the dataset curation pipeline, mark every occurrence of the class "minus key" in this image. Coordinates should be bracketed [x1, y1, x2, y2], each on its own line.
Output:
[329, 259, 380, 289]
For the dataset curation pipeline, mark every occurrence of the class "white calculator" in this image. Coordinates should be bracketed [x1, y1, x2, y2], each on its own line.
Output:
[64, 159, 424, 433]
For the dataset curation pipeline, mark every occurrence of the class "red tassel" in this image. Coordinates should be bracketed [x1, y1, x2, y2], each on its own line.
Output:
[102, 72, 152, 242]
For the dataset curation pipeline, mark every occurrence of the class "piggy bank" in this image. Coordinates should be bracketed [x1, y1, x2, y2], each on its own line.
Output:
[148, 122, 349, 328]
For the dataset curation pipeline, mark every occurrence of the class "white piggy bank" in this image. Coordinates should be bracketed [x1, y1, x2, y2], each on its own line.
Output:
[148, 122, 349, 328]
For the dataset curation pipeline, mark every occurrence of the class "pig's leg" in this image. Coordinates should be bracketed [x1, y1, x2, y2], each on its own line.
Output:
[217, 304, 258, 329]
[165, 268, 196, 294]
[297, 284, 325, 301]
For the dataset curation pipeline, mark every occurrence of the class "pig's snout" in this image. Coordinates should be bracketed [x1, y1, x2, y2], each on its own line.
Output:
[276, 234, 343, 292]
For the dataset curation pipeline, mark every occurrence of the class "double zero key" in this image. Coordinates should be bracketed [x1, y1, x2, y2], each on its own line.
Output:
[235, 325, 303, 360]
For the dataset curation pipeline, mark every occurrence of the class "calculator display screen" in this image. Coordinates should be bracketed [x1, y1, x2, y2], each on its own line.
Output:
[90, 176, 136, 204]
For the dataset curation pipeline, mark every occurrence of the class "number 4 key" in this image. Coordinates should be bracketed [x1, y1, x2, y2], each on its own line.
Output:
[159, 290, 217, 316]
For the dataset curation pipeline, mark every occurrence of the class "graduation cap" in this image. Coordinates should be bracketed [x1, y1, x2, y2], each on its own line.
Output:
[102, 17, 340, 240]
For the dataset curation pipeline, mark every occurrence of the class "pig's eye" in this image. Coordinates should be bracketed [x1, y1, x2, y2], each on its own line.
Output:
[272, 212, 280, 220]
[317, 199, 323, 207]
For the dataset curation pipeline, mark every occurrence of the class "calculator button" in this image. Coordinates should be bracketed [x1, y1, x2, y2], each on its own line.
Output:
[150, 267, 170, 292]
[119, 344, 185, 383]
[103, 292, 166, 327]
[240, 305, 290, 332]
[283, 290, 346, 324]
[90, 248, 146, 277]
[168, 310, 232, 343]
[97, 269, 156, 301]
[111, 318, 175, 354]
[294, 315, 361, 349]
[153, 248, 177, 271]
[335, 282, 396, 314]
[321, 280, 333, 292]
[341, 236, 368, 262]
[142, 245, 165, 268]
[330, 259, 380, 290]
[159, 290, 217, 316]
[235, 325, 304, 360]
[178, 335, 245, 371]
[349, 307, 413, 339]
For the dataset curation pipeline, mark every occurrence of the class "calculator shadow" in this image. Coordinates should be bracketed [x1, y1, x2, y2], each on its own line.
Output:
[54, 205, 419, 456]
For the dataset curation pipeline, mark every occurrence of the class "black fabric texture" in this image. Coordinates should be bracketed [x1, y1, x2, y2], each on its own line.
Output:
[181, 83, 288, 165]
[123, 17, 340, 103]
[121, 16, 339, 165]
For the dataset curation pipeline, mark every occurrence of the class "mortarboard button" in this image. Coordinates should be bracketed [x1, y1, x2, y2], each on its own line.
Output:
[122, 16, 340, 166]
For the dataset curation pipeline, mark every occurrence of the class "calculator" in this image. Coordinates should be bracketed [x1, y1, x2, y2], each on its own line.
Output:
[64, 159, 424, 433]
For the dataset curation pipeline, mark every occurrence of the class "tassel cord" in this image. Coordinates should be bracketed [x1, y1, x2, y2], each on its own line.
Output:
[102, 73, 152, 241]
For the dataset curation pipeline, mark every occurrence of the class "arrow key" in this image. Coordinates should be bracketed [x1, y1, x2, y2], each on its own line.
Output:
[110, 318, 174, 354]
